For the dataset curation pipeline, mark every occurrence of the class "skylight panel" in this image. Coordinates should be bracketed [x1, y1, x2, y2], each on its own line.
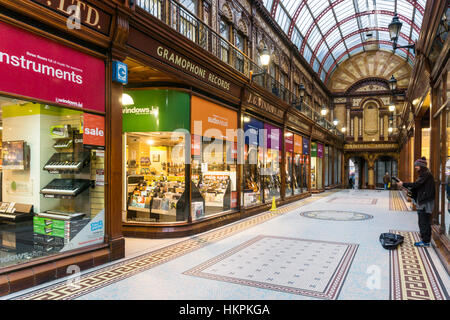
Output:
[317, 10, 337, 34]
[411, 28, 419, 42]
[414, 11, 424, 26]
[334, 1, 356, 21]
[316, 42, 330, 61]
[345, 34, 362, 48]
[396, 1, 414, 20]
[349, 47, 364, 57]
[325, 27, 344, 48]
[295, 7, 314, 32]
[313, 58, 321, 72]
[332, 41, 347, 59]
[308, 26, 323, 49]
[263, 0, 273, 11]
[282, 0, 299, 15]
[323, 55, 335, 72]
[320, 69, 326, 82]
[291, 27, 303, 49]
[303, 45, 313, 62]
[417, 0, 427, 9]
[374, 0, 395, 12]
[308, 0, 329, 17]
[275, 6, 291, 33]
[340, 19, 359, 35]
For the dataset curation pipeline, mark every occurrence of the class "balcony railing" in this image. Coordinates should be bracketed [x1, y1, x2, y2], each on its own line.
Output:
[135, 0, 343, 139]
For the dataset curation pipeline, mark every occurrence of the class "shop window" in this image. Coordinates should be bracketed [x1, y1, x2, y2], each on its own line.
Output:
[234, 32, 245, 73]
[191, 96, 238, 219]
[178, 0, 199, 42]
[243, 117, 263, 207]
[123, 90, 191, 223]
[311, 143, 323, 190]
[138, 0, 163, 19]
[0, 97, 105, 269]
[219, 18, 230, 64]
[125, 133, 186, 223]
[179, 0, 198, 15]
[263, 124, 281, 202]
[285, 132, 294, 197]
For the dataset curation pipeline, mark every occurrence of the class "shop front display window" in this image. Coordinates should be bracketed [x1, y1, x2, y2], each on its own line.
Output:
[285, 132, 294, 197]
[263, 124, 281, 203]
[292, 134, 302, 195]
[125, 132, 186, 222]
[190, 96, 237, 220]
[243, 117, 263, 207]
[324, 146, 329, 187]
[0, 97, 105, 269]
[122, 89, 191, 224]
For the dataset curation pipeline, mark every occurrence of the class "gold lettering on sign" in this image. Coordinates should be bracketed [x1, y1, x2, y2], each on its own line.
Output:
[55, 0, 100, 29]
[246, 93, 284, 118]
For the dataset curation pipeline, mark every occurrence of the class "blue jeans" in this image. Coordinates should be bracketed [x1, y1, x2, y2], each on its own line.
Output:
[384, 183, 388, 190]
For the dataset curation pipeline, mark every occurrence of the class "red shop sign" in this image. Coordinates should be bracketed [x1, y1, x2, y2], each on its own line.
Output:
[0, 21, 105, 112]
[83, 113, 105, 148]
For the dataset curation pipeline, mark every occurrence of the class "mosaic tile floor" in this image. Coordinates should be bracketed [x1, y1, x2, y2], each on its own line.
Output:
[2, 189, 449, 301]
[183, 235, 358, 300]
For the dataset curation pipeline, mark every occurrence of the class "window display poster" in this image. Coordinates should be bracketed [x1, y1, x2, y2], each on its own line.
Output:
[122, 90, 190, 133]
[0, 21, 105, 112]
[311, 142, 317, 157]
[285, 132, 294, 153]
[83, 113, 105, 148]
[244, 117, 263, 146]
[191, 201, 204, 221]
[264, 123, 281, 150]
[317, 143, 324, 158]
[294, 134, 303, 154]
[191, 95, 237, 141]
[303, 137, 310, 155]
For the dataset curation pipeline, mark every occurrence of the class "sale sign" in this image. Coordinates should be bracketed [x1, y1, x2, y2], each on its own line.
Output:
[0, 21, 105, 112]
[83, 113, 105, 148]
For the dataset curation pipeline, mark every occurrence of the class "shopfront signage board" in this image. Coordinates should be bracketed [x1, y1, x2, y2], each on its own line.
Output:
[302, 137, 310, 155]
[311, 142, 317, 157]
[122, 90, 190, 132]
[29, 0, 112, 36]
[285, 132, 294, 153]
[264, 123, 281, 150]
[127, 27, 240, 97]
[294, 134, 303, 154]
[0, 21, 105, 113]
[317, 143, 324, 158]
[191, 96, 237, 141]
[244, 117, 264, 146]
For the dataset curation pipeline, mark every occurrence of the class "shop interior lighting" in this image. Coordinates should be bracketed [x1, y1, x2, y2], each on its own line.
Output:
[121, 93, 134, 106]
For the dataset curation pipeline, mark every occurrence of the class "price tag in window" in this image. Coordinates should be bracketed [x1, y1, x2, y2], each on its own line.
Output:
[96, 169, 105, 186]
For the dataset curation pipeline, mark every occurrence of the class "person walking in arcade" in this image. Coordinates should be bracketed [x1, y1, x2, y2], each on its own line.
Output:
[396, 157, 435, 247]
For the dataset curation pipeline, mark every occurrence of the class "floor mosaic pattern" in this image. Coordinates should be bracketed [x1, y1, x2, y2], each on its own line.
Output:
[389, 191, 411, 211]
[299, 210, 373, 221]
[11, 191, 340, 300]
[183, 235, 358, 300]
[390, 230, 449, 300]
[326, 197, 377, 205]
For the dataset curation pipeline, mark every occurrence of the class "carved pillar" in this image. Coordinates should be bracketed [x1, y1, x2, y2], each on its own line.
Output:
[106, 12, 129, 260]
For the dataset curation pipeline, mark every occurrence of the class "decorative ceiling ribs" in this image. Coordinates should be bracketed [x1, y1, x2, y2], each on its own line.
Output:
[324, 41, 414, 84]
[317, 28, 414, 72]
[261, 0, 425, 83]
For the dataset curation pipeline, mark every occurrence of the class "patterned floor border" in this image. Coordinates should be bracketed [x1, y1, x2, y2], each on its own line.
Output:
[389, 191, 410, 211]
[183, 235, 359, 300]
[390, 230, 449, 300]
[11, 190, 341, 300]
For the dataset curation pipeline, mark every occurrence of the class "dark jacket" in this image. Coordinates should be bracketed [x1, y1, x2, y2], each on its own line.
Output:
[403, 168, 435, 205]
[383, 174, 391, 184]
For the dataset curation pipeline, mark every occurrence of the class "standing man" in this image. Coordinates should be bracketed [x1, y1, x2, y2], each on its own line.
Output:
[383, 172, 391, 190]
[397, 157, 435, 247]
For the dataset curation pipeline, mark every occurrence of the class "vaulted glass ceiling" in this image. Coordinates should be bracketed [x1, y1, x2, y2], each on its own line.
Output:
[263, 0, 426, 84]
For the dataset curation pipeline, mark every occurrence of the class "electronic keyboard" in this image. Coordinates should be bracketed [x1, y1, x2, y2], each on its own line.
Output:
[41, 179, 91, 197]
[43, 152, 90, 173]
